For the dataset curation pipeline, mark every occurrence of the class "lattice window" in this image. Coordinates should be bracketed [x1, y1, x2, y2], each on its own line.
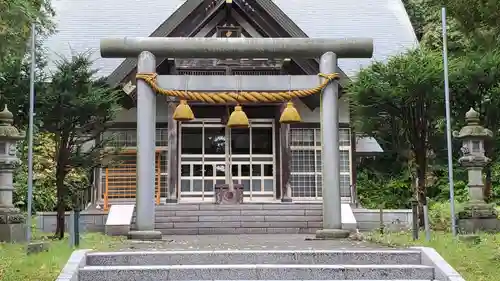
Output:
[177, 69, 226, 75]
[289, 127, 352, 199]
[179, 120, 275, 199]
[102, 129, 136, 147]
[232, 69, 281, 76]
[100, 128, 169, 202]
[158, 151, 169, 197]
[102, 128, 169, 148]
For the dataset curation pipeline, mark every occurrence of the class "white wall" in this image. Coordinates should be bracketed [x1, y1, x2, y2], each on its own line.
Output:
[114, 95, 170, 123]
[295, 97, 350, 124]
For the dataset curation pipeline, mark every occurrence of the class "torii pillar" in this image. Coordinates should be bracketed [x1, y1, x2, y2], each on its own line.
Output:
[100, 37, 373, 239]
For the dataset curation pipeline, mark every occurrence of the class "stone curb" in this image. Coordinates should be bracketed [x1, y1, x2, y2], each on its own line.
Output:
[411, 246, 465, 281]
[55, 249, 92, 281]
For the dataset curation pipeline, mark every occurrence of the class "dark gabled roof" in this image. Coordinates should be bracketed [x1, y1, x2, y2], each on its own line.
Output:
[45, 0, 418, 89]
[106, 0, 205, 86]
[253, 0, 349, 80]
[106, 0, 351, 109]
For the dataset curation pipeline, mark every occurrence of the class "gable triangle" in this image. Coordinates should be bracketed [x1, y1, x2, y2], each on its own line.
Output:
[107, 0, 349, 109]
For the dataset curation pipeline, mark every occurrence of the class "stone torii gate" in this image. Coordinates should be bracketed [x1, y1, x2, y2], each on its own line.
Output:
[100, 37, 373, 240]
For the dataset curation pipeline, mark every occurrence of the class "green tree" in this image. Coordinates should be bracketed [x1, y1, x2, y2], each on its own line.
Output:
[401, 0, 429, 41]
[447, 49, 500, 200]
[349, 49, 446, 223]
[423, 0, 500, 200]
[0, 41, 50, 128]
[0, 0, 54, 60]
[13, 132, 90, 213]
[354, 0, 500, 210]
[37, 53, 122, 239]
[428, 0, 500, 49]
[402, 0, 473, 52]
[0, 0, 54, 127]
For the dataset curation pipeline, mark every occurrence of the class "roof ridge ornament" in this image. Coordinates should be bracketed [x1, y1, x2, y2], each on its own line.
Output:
[0, 104, 14, 125]
[465, 107, 480, 125]
[0, 104, 24, 139]
[453, 107, 493, 140]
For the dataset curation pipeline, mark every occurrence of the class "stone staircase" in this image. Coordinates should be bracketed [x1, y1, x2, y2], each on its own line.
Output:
[77, 249, 442, 280]
[152, 203, 356, 235]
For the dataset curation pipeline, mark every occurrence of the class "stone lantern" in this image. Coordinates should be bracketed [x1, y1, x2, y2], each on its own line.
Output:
[454, 108, 499, 233]
[0, 105, 26, 242]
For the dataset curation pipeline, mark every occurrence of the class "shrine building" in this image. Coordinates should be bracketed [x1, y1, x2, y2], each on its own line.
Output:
[43, 0, 417, 210]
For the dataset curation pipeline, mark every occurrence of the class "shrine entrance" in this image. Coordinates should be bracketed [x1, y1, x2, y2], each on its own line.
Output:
[99, 36, 373, 239]
[179, 119, 275, 201]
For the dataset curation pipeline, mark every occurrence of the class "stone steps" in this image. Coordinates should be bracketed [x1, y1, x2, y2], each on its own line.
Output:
[98, 203, 413, 234]
[86, 250, 422, 266]
[79, 250, 437, 280]
[153, 203, 325, 235]
[78, 264, 435, 280]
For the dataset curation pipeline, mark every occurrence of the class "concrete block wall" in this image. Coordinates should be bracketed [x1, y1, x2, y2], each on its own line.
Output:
[353, 208, 413, 231]
[36, 211, 108, 234]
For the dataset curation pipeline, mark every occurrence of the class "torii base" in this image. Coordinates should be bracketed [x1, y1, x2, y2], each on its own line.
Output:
[315, 228, 350, 239]
[128, 230, 163, 241]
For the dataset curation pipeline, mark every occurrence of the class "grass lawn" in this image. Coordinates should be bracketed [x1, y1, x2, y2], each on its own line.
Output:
[0, 232, 126, 281]
[367, 231, 500, 281]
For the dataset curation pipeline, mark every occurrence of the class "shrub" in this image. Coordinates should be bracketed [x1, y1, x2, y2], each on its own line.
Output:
[356, 170, 413, 209]
[428, 200, 464, 231]
[13, 132, 89, 213]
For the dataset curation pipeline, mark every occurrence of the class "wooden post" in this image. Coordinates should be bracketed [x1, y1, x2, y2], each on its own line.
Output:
[166, 101, 178, 203]
[274, 106, 281, 200]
